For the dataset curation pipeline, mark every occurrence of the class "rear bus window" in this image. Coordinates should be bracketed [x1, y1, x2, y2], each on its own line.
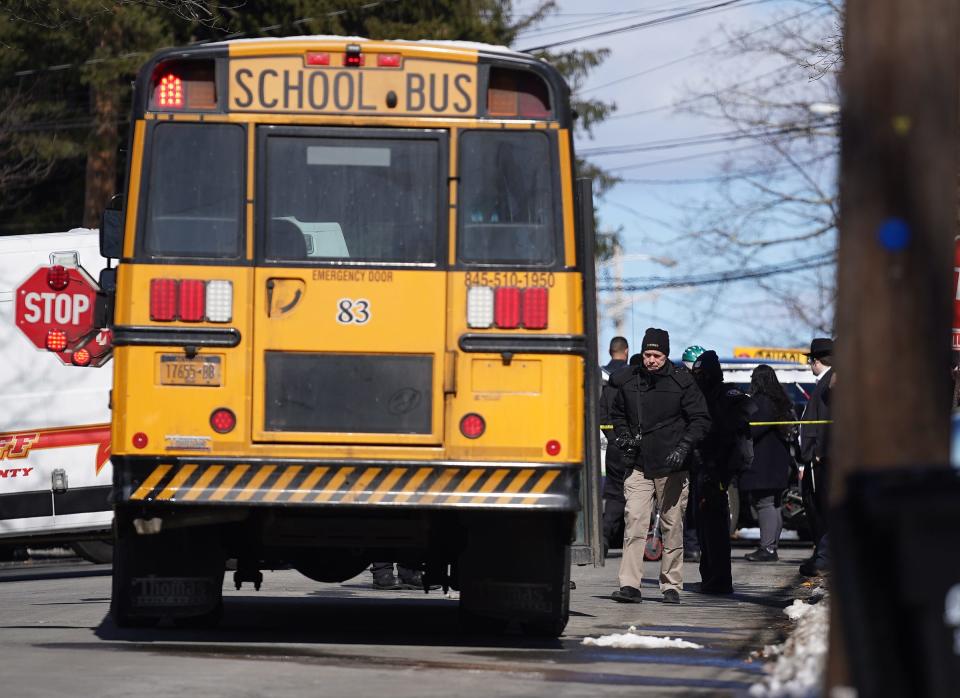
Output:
[141, 123, 245, 259]
[458, 131, 557, 266]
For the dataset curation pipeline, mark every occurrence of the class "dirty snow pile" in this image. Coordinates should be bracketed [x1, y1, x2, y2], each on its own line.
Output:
[750, 598, 829, 697]
[582, 625, 703, 649]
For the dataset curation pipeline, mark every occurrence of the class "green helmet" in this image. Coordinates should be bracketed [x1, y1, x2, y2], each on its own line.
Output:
[682, 345, 706, 363]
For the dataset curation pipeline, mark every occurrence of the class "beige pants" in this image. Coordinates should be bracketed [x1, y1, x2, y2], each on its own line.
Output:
[618, 468, 689, 593]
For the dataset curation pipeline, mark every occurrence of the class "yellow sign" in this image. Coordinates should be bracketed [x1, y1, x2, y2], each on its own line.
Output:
[733, 346, 808, 363]
[229, 57, 477, 116]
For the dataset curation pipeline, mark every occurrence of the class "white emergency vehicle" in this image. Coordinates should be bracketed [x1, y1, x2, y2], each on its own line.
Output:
[0, 229, 113, 562]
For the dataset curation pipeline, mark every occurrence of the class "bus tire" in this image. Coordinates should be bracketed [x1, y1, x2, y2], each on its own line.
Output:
[458, 513, 571, 638]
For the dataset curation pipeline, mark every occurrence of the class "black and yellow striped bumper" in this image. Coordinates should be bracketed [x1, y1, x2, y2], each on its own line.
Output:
[114, 458, 579, 510]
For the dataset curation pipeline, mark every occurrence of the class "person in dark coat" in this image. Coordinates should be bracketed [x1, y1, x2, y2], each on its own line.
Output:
[690, 351, 756, 594]
[741, 364, 796, 562]
[799, 337, 834, 576]
[609, 328, 711, 605]
[599, 336, 630, 555]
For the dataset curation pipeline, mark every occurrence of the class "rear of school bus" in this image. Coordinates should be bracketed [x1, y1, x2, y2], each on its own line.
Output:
[107, 37, 601, 635]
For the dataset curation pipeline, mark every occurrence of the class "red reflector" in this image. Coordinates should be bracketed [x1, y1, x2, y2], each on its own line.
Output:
[71, 348, 91, 366]
[460, 413, 486, 439]
[178, 279, 206, 322]
[47, 265, 69, 291]
[150, 279, 178, 321]
[45, 329, 67, 352]
[306, 52, 331, 66]
[210, 408, 237, 434]
[377, 53, 401, 67]
[132, 432, 149, 449]
[546, 440, 561, 456]
[494, 287, 521, 328]
[156, 73, 183, 108]
[522, 287, 549, 329]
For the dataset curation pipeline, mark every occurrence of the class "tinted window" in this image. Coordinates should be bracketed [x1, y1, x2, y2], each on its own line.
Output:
[263, 135, 440, 264]
[142, 123, 244, 258]
[458, 131, 557, 266]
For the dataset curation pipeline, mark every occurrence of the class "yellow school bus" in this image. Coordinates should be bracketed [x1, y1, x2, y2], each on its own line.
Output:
[103, 36, 601, 635]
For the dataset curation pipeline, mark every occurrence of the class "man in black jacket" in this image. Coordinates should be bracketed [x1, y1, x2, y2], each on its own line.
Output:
[599, 337, 630, 556]
[690, 350, 756, 594]
[799, 337, 834, 576]
[609, 328, 711, 604]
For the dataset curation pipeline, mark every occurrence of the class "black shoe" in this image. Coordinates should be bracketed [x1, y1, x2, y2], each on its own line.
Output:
[373, 573, 403, 590]
[611, 586, 642, 603]
[398, 570, 440, 590]
[744, 548, 779, 562]
[799, 559, 827, 577]
[662, 589, 680, 604]
[683, 549, 701, 563]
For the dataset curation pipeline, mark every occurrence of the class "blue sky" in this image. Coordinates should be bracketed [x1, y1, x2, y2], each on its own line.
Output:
[512, 0, 839, 358]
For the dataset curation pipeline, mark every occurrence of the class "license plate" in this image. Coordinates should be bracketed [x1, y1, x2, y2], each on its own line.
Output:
[158, 354, 222, 386]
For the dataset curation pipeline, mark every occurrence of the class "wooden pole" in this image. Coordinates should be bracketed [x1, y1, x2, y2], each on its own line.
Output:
[832, 0, 960, 690]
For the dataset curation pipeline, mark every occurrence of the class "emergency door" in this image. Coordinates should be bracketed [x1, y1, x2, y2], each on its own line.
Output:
[250, 126, 449, 445]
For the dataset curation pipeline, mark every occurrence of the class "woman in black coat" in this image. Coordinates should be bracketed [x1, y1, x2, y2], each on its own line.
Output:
[740, 365, 796, 562]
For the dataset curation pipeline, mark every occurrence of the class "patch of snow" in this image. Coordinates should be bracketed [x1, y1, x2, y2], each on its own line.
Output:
[583, 625, 703, 650]
[736, 527, 800, 541]
[749, 598, 830, 697]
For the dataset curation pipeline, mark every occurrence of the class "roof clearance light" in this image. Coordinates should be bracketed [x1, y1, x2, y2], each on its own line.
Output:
[306, 52, 331, 66]
[494, 287, 521, 329]
[522, 287, 549, 329]
[210, 407, 237, 434]
[344, 43, 364, 67]
[71, 348, 91, 367]
[150, 278, 178, 322]
[46, 265, 69, 291]
[205, 280, 233, 323]
[377, 53, 401, 68]
[178, 279, 205, 322]
[46, 329, 68, 352]
[466, 285, 494, 329]
[157, 73, 184, 108]
[460, 413, 486, 439]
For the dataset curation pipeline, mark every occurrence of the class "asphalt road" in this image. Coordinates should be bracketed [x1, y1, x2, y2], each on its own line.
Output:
[0, 545, 813, 697]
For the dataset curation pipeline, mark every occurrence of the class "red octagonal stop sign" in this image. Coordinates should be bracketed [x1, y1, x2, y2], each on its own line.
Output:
[15, 265, 100, 364]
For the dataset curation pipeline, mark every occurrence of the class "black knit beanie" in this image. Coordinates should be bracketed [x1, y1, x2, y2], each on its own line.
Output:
[641, 327, 670, 356]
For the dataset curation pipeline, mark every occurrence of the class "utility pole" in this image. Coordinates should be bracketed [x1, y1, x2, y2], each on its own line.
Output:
[832, 0, 960, 693]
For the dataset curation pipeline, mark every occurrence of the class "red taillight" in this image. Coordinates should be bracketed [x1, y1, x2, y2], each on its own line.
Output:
[150, 279, 178, 321]
[71, 348, 91, 366]
[460, 413, 486, 439]
[45, 329, 67, 352]
[522, 287, 549, 329]
[210, 408, 236, 434]
[156, 73, 183, 108]
[306, 52, 330, 66]
[494, 287, 521, 329]
[545, 440, 561, 456]
[344, 44, 364, 67]
[132, 432, 149, 449]
[377, 53, 401, 67]
[47, 265, 69, 291]
[178, 279, 205, 322]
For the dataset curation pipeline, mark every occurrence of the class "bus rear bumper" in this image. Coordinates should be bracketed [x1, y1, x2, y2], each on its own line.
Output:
[112, 456, 581, 511]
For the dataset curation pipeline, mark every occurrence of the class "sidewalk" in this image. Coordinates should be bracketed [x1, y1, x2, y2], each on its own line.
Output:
[565, 544, 818, 695]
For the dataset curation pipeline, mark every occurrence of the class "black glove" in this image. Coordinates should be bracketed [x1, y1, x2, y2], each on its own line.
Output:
[614, 433, 642, 460]
[664, 440, 692, 470]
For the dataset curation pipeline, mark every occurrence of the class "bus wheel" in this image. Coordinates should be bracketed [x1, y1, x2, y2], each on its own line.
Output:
[458, 513, 571, 638]
[111, 514, 225, 629]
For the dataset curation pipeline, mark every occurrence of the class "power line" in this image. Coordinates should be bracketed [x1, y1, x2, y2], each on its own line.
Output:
[521, 0, 770, 52]
[597, 252, 835, 293]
